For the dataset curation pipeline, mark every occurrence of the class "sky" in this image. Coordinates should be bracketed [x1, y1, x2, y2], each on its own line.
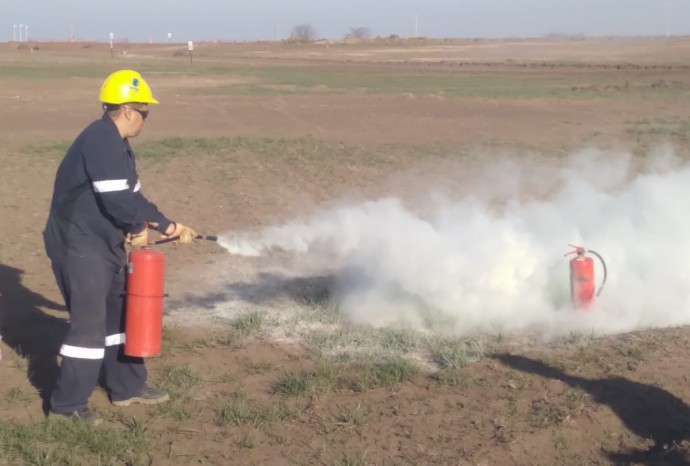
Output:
[3, 0, 690, 43]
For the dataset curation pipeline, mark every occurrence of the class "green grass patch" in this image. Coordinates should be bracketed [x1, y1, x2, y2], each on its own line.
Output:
[186, 65, 690, 101]
[155, 364, 201, 398]
[216, 399, 295, 427]
[301, 319, 491, 370]
[625, 116, 690, 142]
[344, 358, 419, 392]
[22, 136, 446, 177]
[299, 287, 341, 324]
[556, 330, 597, 345]
[233, 311, 264, 337]
[156, 401, 196, 422]
[275, 357, 418, 396]
[528, 398, 568, 429]
[4, 386, 33, 404]
[322, 403, 369, 432]
[428, 337, 489, 369]
[432, 369, 468, 387]
[380, 328, 424, 354]
[20, 140, 71, 158]
[136, 136, 232, 159]
[0, 61, 191, 81]
[303, 327, 377, 360]
[241, 358, 277, 374]
[135, 134, 381, 163]
[234, 431, 256, 449]
[215, 371, 241, 384]
[192, 68, 576, 98]
[274, 365, 341, 397]
[11, 351, 29, 373]
[0, 417, 148, 465]
[7, 58, 689, 105]
[188, 331, 239, 349]
[612, 343, 646, 361]
[332, 452, 371, 466]
[0, 64, 114, 80]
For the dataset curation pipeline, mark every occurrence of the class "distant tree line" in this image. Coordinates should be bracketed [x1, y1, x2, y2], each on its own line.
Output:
[290, 24, 317, 42]
[346, 27, 371, 39]
[289, 24, 373, 42]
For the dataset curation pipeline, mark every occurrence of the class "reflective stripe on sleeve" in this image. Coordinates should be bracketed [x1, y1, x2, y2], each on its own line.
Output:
[105, 333, 126, 346]
[59, 344, 105, 359]
[133, 180, 141, 192]
[92, 179, 130, 193]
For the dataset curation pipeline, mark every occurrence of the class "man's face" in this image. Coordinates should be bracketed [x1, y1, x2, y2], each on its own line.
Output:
[123, 103, 149, 137]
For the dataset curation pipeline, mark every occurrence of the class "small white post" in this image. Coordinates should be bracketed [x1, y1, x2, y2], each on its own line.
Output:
[25, 25, 29, 42]
[13, 24, 16, 42]
[109, 32, 114, 58]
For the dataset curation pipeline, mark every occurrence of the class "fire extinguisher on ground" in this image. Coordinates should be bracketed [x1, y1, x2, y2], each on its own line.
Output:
[565, 244, 607, 311]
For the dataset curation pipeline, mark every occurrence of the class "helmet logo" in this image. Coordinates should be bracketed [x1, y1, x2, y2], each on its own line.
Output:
[129, 77, 141, 95]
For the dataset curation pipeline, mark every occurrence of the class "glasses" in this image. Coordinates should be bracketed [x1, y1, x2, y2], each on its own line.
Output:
[126, 105, 148, 121]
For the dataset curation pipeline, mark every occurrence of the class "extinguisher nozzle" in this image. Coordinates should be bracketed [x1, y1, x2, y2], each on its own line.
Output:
[152, 234, 218, 245]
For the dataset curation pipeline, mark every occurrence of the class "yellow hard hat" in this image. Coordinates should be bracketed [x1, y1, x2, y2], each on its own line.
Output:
[99, 69, 159, 105]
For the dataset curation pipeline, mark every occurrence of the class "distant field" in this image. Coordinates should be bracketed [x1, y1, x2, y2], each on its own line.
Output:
[2, 37, 690, 465]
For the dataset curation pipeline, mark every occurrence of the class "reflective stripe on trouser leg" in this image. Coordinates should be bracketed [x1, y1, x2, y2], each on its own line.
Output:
[103, 268, 147, 402]
[50, 255, 113, 414]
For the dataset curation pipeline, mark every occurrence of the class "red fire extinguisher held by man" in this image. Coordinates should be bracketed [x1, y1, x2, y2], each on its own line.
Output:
[565, 245, 607, 311]
[124, 247, 166, 357]
[124, 234, 218, 357]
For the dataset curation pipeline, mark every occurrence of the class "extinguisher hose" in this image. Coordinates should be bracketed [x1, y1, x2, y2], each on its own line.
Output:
[587, 249, 607, 297]
[152, 235, 218, 246]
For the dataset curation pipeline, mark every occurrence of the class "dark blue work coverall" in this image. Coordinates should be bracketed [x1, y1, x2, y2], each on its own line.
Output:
[44, 113, 172, 414]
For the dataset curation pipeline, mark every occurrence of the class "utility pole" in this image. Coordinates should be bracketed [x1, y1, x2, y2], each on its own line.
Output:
[666, 0, 672, 37]
[273, 19, 277, 41]
[19, 24, 23, 42]
[414, 15, 419, 37]
[13, 24, 16, 42]
[25, 25, 29, 42]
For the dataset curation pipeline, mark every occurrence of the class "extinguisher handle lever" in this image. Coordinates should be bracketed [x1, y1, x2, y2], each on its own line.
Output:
[565, 244, 586, 257]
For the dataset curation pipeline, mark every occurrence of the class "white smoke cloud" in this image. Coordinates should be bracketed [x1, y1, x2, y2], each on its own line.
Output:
[219, 146, 690, 338]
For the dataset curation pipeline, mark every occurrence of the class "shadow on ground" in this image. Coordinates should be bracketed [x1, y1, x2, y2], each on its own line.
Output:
[0, 263, 67, 409]
[495, 353, 690, 466]
[168, 271, 335, 312]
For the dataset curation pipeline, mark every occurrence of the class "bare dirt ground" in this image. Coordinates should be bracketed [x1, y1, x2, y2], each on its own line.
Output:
[2, 37, 690, 465]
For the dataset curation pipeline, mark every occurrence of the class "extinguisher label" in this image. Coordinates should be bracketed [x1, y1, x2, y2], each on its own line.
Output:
[127, 262, 134, 274]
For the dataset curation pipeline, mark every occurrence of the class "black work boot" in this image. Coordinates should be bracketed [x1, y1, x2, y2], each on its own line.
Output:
[49, 408, 103, 425]
[111, 386, 169, 407]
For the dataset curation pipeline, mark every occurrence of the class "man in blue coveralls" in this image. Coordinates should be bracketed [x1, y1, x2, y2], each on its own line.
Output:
[44, 70, 198, 423]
